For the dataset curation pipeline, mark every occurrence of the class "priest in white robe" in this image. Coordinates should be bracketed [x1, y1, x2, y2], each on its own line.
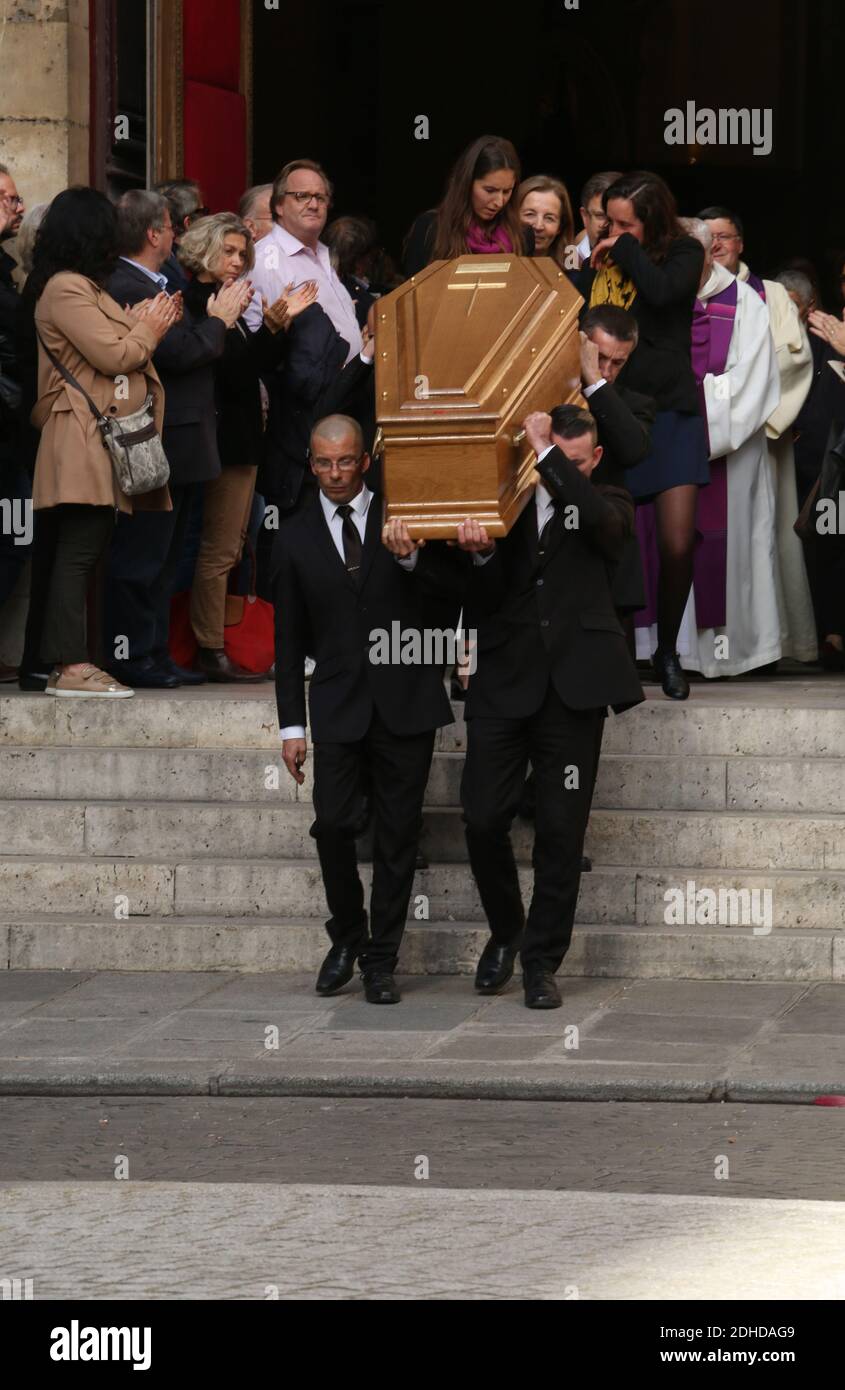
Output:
[739, 264, 818, 663]
[697, 206, 816, 662]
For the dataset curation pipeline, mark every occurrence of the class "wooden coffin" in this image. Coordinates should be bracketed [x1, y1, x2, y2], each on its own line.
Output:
[375, 255, 584, 537]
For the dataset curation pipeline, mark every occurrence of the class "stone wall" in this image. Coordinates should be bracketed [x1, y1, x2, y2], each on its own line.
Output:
[0, 0, 90, 210]
[0, 1, 91, 665]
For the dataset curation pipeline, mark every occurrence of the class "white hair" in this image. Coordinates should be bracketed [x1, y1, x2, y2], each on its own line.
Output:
[680, 217, 713, 253]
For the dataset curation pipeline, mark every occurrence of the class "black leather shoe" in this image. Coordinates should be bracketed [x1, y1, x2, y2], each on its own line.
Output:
[160, 656, 207, 686]
[652, 647, 690, 701]
[362, 970, 401, 1004]
[475, 938, 519, 994]
[315, 943, 359, 995]
[18, 670, 50, 692]
[108, 656, 180, 689]
[197, 647, 267, 683]
[523, 966, 562, 1009]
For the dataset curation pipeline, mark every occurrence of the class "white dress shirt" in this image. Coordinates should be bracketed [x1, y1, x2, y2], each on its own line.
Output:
[244, 221, 363, 362]
[472, 446, 557, 568]
[279, 486, 411, 741]
[576, 231, 591, 264]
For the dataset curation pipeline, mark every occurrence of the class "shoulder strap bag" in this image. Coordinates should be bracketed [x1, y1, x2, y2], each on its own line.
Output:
[37, 331, 170, 496]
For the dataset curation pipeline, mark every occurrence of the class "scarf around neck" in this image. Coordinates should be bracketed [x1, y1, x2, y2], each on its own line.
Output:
[465, 220, 514, 255]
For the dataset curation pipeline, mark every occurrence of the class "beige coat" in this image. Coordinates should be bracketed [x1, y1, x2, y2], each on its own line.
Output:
[32, 271, 171, 513]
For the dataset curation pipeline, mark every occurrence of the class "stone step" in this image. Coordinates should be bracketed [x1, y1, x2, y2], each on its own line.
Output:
[3, 915, 840, 980]
[1, 746, 844, 812]
[3, 800, 844, 870]
[0, 855, 843, 928]
[2, 688, 845, 757]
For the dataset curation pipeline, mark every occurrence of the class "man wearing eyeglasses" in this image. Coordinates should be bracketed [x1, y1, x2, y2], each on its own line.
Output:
[700, 205, 816, 668]
[244, 160, 361, 356]
[273, 413, 461, 1005]
[248, 161, 374, 598]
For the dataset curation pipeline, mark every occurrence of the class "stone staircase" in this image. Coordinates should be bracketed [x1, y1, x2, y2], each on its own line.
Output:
[0, 682, 843, 979]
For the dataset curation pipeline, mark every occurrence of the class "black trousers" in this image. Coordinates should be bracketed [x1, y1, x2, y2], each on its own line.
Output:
[461, 684, 605, 972]
[34, 504, 115, 666]
[310, 711, 436, 972]
[102, 482, 198, 666]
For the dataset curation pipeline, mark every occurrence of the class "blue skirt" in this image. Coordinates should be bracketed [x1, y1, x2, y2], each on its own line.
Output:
[625, 410, 709, 500]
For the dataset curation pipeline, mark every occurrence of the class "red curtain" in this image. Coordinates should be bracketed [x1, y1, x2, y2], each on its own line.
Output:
[182, 0, 247, 213]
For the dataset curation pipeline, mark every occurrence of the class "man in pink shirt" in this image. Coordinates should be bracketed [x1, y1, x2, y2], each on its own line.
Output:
[245, 158, 362, 362]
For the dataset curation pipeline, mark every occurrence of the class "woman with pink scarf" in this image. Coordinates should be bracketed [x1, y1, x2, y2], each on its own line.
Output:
[402, 134, 533, 277]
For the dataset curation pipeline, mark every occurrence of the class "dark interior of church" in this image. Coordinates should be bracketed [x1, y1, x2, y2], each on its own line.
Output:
[250, 0, 843, 301]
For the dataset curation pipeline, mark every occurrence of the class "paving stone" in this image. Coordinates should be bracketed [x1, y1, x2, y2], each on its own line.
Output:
[776, 985, 845, 1034]
[0, 971, 91, 1017]
[277, 1030, 447, 1060]
[32, 971, 234, 1018]
[424, 1032, 574, 1061]
[107, 1010, 322, 1061]
[322, 999, 485, 1032]
[583, 1010, 763, 1045]
[608, 979, 804, 1017]
[538, 1038, 735, 1066]
[0, 1017, 151, 1059]
[735, 1032, 845, 1070]
[186, 972, 346, 1011]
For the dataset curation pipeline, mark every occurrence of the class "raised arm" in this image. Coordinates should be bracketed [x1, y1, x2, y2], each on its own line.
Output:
[41, 276, 161, 376]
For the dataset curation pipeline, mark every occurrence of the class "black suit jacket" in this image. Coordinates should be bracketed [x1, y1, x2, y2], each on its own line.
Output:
[106, 259, 226, 486]
[463, 449, 644, 718]
[260, 301, 375, 510]
[272, 489, 459, 742]
[183, 278, 286, 470]
[585, 378, 656, 613]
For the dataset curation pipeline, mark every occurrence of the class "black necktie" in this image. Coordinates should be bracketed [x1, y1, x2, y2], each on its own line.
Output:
[537, 498, 559, 555]
[336, 504, 363, 582]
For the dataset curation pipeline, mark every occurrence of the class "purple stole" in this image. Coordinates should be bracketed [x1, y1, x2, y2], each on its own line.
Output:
[745, 269, 767, 302]
[634, 280, 738, 630]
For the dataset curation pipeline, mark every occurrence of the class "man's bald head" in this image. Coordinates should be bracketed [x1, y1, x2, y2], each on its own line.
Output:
[310, 414, 363, 455]
[309, 414, 369, 504]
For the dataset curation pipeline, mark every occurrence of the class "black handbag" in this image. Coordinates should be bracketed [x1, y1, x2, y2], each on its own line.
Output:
[794, 422, 845, 542]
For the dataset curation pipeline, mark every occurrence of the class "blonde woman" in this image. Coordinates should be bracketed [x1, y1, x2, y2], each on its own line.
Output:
[178, 211, 317, 680]
[517, 175, 575, 268]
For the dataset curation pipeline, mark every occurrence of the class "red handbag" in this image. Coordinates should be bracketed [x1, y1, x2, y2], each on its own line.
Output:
[168, 543, 274, 674]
